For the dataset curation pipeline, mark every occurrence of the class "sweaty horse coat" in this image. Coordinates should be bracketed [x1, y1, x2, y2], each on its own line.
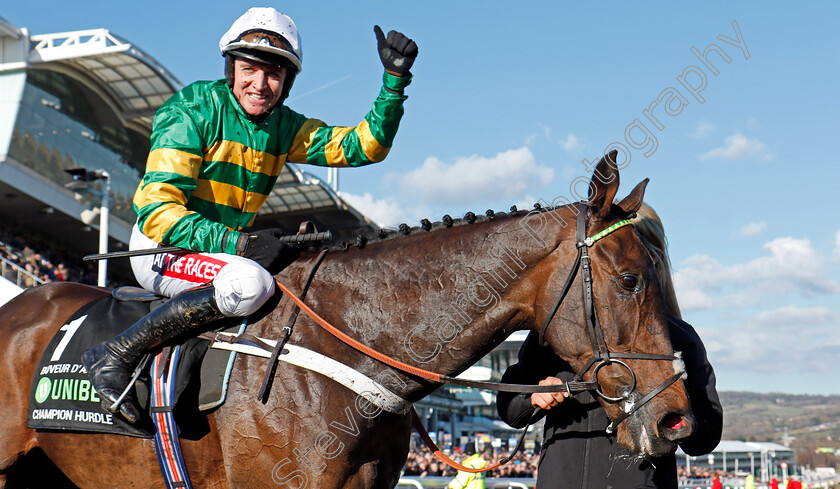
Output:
[0, 154, 695, 489]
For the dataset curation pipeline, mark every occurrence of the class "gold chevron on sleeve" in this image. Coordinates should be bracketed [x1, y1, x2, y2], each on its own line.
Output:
[324, 126, 354, 167]
[142, 203, 195, 243]
[356, 119, 391, 162]
[288, 118, 327, 163]
[134, 182, 189, 208]
[146, 148, 202, 178]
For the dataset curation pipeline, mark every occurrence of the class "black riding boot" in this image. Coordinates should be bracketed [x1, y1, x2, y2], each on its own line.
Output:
[81, 284, 226, 424]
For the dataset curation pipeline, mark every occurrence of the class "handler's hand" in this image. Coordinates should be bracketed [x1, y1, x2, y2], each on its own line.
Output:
[530, 377, 569, 410]
[373, 25, 418, 76]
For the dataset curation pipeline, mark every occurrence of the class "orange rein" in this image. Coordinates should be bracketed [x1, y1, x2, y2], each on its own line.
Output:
[411, 408, 507, 473]
[273, 279, 443, 383]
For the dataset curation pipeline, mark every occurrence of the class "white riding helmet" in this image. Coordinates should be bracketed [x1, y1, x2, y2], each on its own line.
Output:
[219, 7, 303, 73]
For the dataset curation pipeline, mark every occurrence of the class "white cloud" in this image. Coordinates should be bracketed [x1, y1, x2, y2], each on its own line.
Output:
[513, 194, 540, 211]
[341, 192, 410, 228]
[560, 133, 580, 152]
[740, 221, 766, 236]
[673, 285, 757, 311]
[525, 125, 552, 146]
[400, 147, 554, 208]
[689, 121, 717, 139]
[699, 305, 840, 374]
[675, 237, 840, 311]
[699, 132, 774, 161]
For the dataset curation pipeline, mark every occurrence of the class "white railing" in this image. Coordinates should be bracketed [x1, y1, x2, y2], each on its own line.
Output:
[395, 477, 535, 488]
[30, 28, 126, 51]
[0, 255, 44, 288]
[678, 475, 840, 489]
[28, 28, 131, 63]
[396, 479, 424, 488]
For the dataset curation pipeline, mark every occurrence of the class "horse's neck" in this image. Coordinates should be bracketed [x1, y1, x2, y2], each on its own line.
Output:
[292, 206, 578, 400]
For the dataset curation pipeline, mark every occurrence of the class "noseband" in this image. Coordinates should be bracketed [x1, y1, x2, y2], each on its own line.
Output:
[538, 203, 684, 433]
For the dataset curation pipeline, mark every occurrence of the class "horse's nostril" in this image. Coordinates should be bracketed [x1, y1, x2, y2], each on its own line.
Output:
[662, 413, 686, 431]
[658, 412, 692, 441]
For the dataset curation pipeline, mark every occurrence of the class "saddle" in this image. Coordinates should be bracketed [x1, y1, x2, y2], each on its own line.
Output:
[26, 287, 245, 438]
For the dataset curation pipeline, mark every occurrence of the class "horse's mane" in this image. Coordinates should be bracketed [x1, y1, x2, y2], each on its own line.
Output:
[319, 203, 568, 252]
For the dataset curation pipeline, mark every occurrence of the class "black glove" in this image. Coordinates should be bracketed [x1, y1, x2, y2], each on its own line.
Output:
[234, 228, 300, 275]
[373, 25, 418, 77]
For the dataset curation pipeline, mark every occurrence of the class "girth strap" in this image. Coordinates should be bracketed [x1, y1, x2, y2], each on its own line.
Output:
[258, 249, 328, 403]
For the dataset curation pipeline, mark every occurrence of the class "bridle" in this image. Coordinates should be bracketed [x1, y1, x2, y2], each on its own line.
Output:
[270, 204, 685, 434]
[538, 203, 684, 433]
[263, 202, 687, 473]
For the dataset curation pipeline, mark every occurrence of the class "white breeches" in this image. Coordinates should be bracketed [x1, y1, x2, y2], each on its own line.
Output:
[129, 225, 275, 317]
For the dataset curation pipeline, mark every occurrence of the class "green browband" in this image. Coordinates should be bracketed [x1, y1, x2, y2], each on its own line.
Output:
[584, 219, 634, 247]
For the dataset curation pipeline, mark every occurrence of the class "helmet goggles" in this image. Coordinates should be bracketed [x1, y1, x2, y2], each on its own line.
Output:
[236, 29, 295, 54]
[220, 7, 303, 73]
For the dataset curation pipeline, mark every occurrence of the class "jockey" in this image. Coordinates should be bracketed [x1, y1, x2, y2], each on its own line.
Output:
[82, 7, 418, 425]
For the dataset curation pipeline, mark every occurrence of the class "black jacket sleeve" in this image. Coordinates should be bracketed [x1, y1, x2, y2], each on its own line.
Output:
[497, 332, 551, 428]
[668, 315, 723, 456]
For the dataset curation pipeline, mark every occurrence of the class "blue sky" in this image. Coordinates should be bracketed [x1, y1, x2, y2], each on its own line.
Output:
[5, 1, 839, 395]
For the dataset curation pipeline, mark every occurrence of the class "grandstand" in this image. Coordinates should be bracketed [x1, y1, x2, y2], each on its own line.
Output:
[678, 440, 796, 482]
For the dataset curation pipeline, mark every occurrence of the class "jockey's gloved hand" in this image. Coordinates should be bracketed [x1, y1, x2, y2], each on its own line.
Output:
[374, 25, 418, 77]
[235, 228, 300, 274]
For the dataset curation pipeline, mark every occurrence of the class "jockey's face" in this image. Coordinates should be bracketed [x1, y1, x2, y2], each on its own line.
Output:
[232, 58, 287, 117]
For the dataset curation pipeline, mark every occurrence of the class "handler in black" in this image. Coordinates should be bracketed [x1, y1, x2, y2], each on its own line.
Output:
[497, 204, 722, 489]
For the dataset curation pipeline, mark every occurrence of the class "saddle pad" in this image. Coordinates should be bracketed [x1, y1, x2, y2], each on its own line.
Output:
[26, 293, 241, 437]
[27, 295, 155, 437]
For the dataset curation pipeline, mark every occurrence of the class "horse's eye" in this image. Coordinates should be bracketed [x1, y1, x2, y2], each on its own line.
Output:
[618, 274, 639, 290]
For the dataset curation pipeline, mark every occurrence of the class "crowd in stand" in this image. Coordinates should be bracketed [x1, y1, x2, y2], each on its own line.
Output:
[0, 227, 95, 287]
[400, 444, 763, 481]
[678, 466, 727, 479]
[676, 466, 814, 489]
[401, 444, 539, 479]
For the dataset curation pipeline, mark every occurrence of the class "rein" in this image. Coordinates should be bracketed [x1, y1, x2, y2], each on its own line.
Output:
[272, 279, 583, 394]
[268, 205, 684, 471]
[409, 407, 544, 473]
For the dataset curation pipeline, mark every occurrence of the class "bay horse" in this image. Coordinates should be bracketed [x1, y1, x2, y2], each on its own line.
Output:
[0, 154, 693, 488]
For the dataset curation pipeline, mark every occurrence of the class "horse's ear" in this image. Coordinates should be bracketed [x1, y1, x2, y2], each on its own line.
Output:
[616, 178, 649, 215]
[588, 150, 620, 218]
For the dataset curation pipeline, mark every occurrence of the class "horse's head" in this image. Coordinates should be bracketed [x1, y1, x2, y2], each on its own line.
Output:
[539, 151, 692, 457]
